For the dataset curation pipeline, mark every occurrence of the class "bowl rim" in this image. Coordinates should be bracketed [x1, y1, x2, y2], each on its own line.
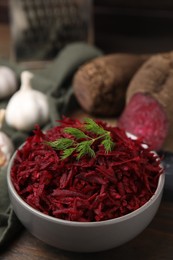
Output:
[7, 143, 165, 228]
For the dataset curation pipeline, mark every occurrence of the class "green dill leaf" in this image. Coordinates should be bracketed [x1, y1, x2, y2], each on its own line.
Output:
[76, 140, 95, 159]
[76, 140, 93, 152]
[64, 127, 88, 139]
[61, 147, 76, 160]
[84, 118, 106, 135]
[101, 139, 115, 153]
[46, 138, 74, 150]
[77, 147, 95, 159]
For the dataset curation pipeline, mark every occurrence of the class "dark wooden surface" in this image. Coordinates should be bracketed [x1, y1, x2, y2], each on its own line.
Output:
[1, 197, 173, 260]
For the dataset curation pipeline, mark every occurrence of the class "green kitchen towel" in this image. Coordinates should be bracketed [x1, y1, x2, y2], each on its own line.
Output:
[0, 42, 103, 247]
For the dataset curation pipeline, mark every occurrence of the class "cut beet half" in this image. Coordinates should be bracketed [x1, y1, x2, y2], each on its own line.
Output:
[118, 93, 169, 151]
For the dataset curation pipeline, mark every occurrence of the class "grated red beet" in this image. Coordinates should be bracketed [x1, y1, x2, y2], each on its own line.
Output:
[11, 117, 163, 222]
[118, 93, 169, 151]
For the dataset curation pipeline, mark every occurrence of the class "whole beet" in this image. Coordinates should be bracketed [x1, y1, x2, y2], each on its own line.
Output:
[73, 54, 148, 116]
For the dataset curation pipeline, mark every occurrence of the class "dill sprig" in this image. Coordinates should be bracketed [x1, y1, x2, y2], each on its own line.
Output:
[46, 138, 74, 150]
[84, 118, 106, 135]
[64, 127, 88, 139]
[45, 118, 115, 160]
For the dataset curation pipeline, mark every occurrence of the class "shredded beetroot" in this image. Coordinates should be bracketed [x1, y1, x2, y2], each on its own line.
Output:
[11, 117, 163, 222]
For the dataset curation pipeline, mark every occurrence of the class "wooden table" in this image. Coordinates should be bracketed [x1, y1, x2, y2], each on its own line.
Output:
[1, 23, 173, 260]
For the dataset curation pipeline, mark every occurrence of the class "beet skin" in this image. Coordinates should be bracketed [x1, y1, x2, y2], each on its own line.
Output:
[118, 93, 169, 151]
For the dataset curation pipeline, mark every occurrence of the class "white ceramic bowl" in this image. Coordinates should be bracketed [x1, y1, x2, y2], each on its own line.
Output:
[7, 149, 165, 253]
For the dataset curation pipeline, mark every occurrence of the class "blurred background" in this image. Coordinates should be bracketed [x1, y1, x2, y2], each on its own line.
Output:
[1, 0, 173, 63]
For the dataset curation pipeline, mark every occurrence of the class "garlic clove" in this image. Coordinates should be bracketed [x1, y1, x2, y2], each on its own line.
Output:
[0, 66, 18, 99]
[5, 70, 50, 132]
[0, 109, 5, 128]
[0, 109, 14, 167]
[0, 131, 14, 167]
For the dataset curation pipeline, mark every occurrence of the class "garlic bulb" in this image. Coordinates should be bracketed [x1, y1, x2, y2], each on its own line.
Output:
[0, 109, 14, 167]
[0, 66, 18, 99]
[5, 71, 50, 132]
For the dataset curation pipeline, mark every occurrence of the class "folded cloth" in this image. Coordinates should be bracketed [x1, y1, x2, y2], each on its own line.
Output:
[0, 42, 102, 247]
